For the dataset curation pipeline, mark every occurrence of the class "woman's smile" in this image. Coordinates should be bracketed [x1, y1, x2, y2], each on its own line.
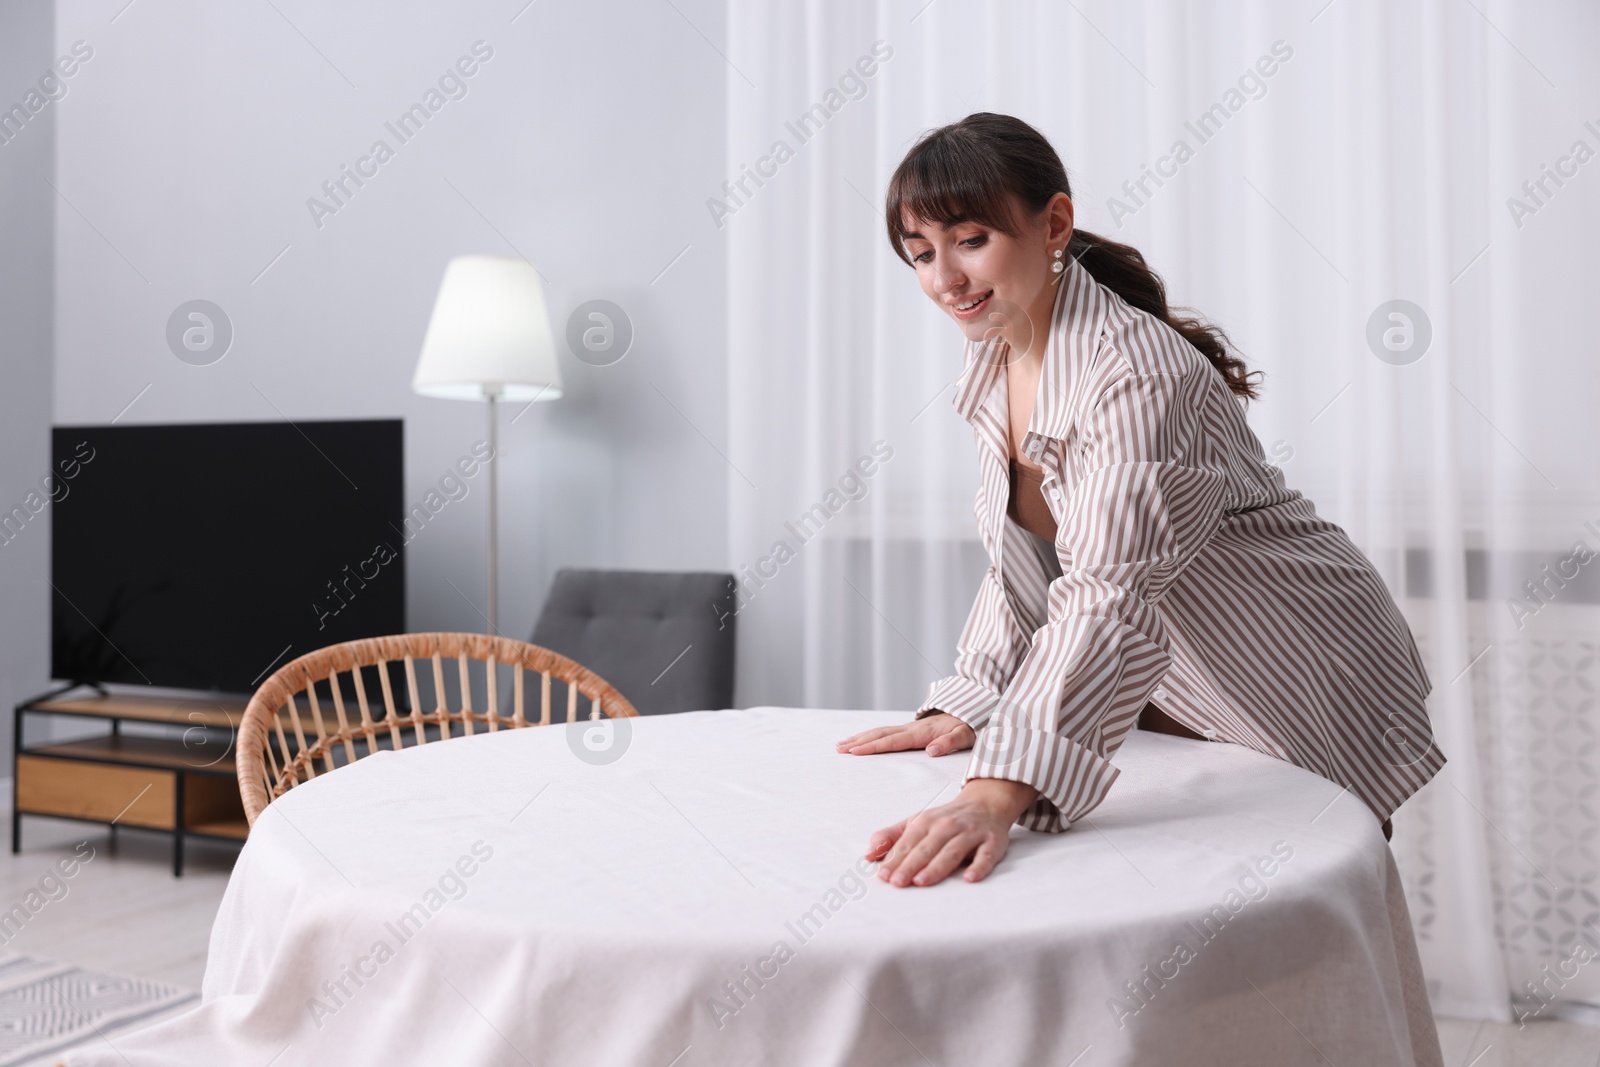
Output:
[948, 290, 994, 320]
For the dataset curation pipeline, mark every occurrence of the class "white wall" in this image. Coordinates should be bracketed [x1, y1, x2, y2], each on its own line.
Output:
[49, 0, 729, 680]
[0, 0, 57, 762]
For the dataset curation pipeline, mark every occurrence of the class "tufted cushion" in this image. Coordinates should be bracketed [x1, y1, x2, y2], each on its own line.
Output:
[530, 569, 738, 716]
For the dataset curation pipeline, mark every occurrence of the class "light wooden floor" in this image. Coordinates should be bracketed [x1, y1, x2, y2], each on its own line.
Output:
[2, 806, 235, 989]
[4, 804, 1600, 1064]
[1436, 1015, 1600, 1066]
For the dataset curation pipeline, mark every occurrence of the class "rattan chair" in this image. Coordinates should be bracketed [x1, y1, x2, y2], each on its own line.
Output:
[238, 632, 638, 825]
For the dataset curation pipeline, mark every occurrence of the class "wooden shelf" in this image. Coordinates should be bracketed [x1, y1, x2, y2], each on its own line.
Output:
[29, 693, 248, 729]
[14, 688, 253, 875]
[26, 735, 237, 776]
[16, 756, 175, 830]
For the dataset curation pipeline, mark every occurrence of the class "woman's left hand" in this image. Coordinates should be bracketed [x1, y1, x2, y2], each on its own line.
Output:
[866, 778, 1039, 887]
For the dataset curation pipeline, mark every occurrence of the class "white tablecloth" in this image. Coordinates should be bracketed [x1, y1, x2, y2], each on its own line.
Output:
[64, 707, 1442, 1067]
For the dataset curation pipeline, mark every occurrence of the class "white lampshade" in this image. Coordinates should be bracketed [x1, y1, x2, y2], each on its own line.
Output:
[412, 255, 564, 402]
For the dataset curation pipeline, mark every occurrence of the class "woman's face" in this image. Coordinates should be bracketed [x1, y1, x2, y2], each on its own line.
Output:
[900, 192, 1072, 354]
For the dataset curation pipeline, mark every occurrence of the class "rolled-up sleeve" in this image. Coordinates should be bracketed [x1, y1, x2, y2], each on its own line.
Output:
[914, 559, 1029, 732]
[966, 367, 1232, 832]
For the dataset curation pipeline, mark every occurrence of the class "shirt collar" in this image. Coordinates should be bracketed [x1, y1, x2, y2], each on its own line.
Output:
[950, 251, 1108, 444]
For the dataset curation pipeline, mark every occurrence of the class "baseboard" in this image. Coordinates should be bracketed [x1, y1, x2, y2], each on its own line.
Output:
[1550, 999, 1600, 1029]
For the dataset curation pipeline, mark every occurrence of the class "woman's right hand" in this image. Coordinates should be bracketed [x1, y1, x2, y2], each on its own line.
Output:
[835, 711, 976, 758]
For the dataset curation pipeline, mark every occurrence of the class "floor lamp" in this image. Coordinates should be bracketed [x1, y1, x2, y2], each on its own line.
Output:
[412, 255, 563, 635]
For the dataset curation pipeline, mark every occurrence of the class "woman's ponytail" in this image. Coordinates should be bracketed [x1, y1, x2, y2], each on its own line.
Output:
[1065, 228, 1259, 401]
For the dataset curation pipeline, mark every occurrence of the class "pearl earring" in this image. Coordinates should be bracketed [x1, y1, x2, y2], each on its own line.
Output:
[1051, 248, 1065, 274]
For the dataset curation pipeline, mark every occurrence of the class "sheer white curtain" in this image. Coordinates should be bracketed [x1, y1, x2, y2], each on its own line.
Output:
[724, 0, 1599, 1023]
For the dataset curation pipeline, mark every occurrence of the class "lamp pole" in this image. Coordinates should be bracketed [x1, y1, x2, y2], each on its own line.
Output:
[485, 385, 499, 636]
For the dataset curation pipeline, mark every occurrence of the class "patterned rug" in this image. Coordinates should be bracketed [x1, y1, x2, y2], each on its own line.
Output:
[0, 954, 197, 1067]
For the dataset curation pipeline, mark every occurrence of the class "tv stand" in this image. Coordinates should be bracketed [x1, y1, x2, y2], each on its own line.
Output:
[12, 688, 250, 876]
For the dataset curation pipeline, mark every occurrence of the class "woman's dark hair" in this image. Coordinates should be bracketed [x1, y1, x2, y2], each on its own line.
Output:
[885, 112, 1261, 402]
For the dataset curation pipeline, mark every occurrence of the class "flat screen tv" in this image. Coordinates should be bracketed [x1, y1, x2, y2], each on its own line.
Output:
[51, 419, 405, 695]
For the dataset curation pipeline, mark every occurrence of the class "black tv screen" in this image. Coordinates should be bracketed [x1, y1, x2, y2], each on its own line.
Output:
[51, 419, 405, 695]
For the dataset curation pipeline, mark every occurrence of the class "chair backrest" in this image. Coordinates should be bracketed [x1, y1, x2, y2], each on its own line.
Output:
[530, 568, 737, 716]
[238, 632, 637, 825]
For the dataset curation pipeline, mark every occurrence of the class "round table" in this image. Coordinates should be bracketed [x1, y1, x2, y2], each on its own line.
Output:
[65, 707, 1443, 1067]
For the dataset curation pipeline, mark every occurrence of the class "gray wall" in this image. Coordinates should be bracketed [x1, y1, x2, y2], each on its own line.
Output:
[0, 0, 57, 763]
[39, 1, 728, 699]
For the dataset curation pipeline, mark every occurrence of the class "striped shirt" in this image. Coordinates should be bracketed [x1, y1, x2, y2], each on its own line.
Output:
[915, 254, 1447, 833]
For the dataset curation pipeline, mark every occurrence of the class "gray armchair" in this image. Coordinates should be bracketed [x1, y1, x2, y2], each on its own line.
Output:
[530, 568, 738, 716]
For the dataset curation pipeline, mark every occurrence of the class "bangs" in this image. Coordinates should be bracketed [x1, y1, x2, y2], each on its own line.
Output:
[885, 130, 1024, 264]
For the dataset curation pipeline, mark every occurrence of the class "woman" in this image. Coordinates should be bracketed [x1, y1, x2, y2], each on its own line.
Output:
[836, 113, 1445, 889]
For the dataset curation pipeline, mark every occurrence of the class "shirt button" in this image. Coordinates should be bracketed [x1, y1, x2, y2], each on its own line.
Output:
[1153, 688, 1167, 700]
